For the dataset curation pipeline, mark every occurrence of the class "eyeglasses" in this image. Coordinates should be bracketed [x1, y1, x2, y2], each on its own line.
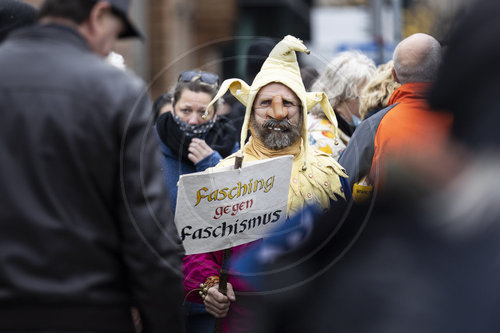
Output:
[178, 70, 220, 86]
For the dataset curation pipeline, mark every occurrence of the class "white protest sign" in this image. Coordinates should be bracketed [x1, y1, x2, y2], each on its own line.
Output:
[175, 155, 292, 255]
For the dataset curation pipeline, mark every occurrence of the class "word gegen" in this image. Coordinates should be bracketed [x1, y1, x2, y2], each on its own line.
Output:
[213, 199, 253, 220]
[194, 176, 275, 207]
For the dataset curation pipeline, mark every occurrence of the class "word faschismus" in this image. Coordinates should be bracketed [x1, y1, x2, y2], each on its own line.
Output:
[180, 210, 282, 241]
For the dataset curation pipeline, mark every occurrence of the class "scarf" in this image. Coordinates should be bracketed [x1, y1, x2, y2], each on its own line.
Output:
[244, 135, 302, 160]
[156, 112, 237, 165]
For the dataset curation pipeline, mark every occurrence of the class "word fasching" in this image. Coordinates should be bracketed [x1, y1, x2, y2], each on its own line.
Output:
[194, 176, 275, 207]
[180, 210, 282, 242]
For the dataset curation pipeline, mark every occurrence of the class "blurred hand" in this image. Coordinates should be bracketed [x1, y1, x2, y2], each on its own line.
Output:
[188, 138, 214, 164]
[203, 282, 236, 318]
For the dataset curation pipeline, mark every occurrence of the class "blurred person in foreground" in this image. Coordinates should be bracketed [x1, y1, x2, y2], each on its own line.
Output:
[307, 51, 376, 160]
[339, 33, 453, 191]
[182, 35, 349, 333]
[0, 0, 184, 332]
[239, 5, 500, 331]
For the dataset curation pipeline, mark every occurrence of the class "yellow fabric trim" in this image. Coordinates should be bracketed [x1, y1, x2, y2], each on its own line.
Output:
[243, 136, 301, 161]
[215, 140, 347, 218]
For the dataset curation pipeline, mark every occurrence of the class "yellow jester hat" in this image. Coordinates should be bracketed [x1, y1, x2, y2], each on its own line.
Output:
[205, 35, 340, 167]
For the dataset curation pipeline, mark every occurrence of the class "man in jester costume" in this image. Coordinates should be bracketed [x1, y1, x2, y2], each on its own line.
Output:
[182, 35, 349, 332]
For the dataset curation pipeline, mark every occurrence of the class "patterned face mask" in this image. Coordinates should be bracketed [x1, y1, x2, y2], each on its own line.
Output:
[172, 113, 216, 138]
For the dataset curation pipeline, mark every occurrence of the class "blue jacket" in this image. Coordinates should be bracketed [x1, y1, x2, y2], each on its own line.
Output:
[156, 129, 238, 213]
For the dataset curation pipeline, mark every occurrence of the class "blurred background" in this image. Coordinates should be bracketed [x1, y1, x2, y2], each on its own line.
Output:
[23, 0, 469, 99]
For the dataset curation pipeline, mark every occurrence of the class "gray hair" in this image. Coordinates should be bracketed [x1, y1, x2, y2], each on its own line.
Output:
[310, 51, 376, 116]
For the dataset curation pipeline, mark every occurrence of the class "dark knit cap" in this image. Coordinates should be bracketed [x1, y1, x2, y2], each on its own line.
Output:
[0, 0, 37, 43]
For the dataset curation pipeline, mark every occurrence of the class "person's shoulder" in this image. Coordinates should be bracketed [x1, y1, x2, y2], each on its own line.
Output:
[369, 104, 397, 122]
[215, 152, 242, 168]
[87, 57, 145, 92]
[214, 150, 261, 169]
[356, 103, 398, 135]
[74, 57, 147, 108]
[298, 149, 348, 203]
[308, 148, 347, 178]
[213, 154, 236, 169]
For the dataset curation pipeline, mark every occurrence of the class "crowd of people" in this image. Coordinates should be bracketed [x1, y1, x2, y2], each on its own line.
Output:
[1, 0, 499, 333]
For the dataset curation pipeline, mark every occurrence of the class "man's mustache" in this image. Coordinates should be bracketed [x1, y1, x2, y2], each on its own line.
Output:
[262, 119, 295, 131]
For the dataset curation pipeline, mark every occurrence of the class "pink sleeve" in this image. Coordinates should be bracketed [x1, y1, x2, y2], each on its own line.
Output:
[182, 242, 258, 303]
[183, 250, 224, 303]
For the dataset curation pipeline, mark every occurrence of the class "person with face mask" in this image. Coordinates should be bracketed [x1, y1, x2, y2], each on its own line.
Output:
[155, 70, 239, 212]
[307, 51, 376, 161]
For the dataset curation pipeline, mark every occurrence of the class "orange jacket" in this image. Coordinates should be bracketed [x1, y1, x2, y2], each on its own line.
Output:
[370, 82, 453, 185]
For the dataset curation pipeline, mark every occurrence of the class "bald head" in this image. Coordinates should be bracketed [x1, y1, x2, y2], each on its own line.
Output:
[393, 33, 441, 84]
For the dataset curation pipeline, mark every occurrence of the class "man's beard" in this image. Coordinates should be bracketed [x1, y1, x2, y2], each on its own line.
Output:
[250, 115, 303, 150]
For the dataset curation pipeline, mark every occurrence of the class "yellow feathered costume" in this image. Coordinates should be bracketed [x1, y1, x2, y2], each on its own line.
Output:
[206, 35, 347, 217]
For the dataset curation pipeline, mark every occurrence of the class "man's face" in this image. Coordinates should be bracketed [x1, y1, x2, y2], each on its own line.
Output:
[250, 82, 302, 150]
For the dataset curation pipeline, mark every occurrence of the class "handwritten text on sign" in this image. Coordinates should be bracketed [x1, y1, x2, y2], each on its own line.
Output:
[175, 155, 292, 255]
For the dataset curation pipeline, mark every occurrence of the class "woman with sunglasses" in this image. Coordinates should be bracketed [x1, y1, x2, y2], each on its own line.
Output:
[155, 70, 239, 211]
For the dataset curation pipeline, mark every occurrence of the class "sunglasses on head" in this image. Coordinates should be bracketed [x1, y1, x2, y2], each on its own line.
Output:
[178, 70, 220, 86]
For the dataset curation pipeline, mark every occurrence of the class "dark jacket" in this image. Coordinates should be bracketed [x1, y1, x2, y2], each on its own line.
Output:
[338, 104, 395, 189]
[340, 83, 452, 190]
[0, 24, 184, 333]
[244, 175, 500, 333]
[156, 137, 238, 213]
[154, 112, 239, 213]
